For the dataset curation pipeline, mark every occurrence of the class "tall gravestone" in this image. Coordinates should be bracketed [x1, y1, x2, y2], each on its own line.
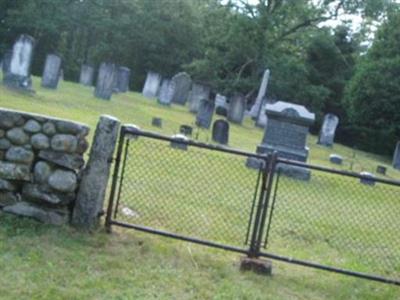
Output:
[142, 71, 161, 98]
[158, 79, 173, 105]
[189, 83, 211, 113]
[196, 99, 215, 129]
[116, 66, 131, 93]
[94, 62, 116, 100]
[41, 54, 62, 89]
[228, 94, 246, 124]
[318, 113, 339, 146]
[79, 64, 95, 86]
[3, 35, 35, 91]
[247, 101, 315, 180]
[212, 120, 229, 145]
[250, 69, 270, 119]
[171, 72, 192, 105]
[392, 141, 400, 170]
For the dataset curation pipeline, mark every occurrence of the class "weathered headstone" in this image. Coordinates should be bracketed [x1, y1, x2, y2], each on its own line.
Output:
[376, 165, 387, 175]
[3, 35, 35, 91]
[360, 171, 375, 186]
[158, 79, 173, 105]
[196, 99, 215, 129]
[247, 101, 315, 180]
[329, 154, 343, 165]
[72, 115, 120, 229]
[189, 83, 211, 113]
[392, 141, 400, 170]
[94, 62, 116, 100]
[179, 125, 193, 136]
[227, 94, 246, 124]
[318, 113, 339, 146]
[250, 69, 270, 119]
[79, 64, 95, 86]
[142, 71, 161, 99]
[41, 54, 62, 89]
[116, 66, 131, 93]
[212, 120, 229, 145]
[171, 72, 192, 105]
[151, 117, 162, 128]
[215, 94, 228, 109]
[170, 134, 188, 151]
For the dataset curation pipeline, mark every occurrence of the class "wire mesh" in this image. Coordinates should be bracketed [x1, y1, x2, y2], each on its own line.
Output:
[113, 134, 263, 248]
[263, 161, 400, 281]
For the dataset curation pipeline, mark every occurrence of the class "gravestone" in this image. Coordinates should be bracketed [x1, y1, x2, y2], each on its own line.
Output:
[41, 54, 62, 89]
[360, 171, 375, 186]
[179, 125, 193, 136]
[376, 165, 387, 175]
[255, 98, 271, 128]
[247, 101, 315, 180]
[170, 134, 188, 151]
[318, 113, 339, 146]
[392, 141, 400, 170]
[3, 35, 35, 91]
[189, 83, 211, 113]
[215, 94, 228, 109]
[216, 106, 228, 117]
[227, 94, 245, 124]
[158, 79, 173, 105]
[250, 69, 270, 119]
[151, 117, 162, 128]
[212, 120, 229, 145]
[116, 66, 131, 93]
[171, 72, 192, 105]
[329, 154, 343, 165]
[79, 64, 95, 86]
[196, 99, 215, 129]
[142, 71, 161, 98]
[94, 62, 116, 100]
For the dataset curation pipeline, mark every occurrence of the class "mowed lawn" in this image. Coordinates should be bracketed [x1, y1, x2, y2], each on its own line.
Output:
[0, 77, 399, 299]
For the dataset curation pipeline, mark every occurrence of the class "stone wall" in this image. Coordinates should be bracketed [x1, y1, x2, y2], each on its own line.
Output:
[0, 108, 89, 225]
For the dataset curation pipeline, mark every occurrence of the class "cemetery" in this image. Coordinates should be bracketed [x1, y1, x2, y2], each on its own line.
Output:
[1, 1, 400, 299]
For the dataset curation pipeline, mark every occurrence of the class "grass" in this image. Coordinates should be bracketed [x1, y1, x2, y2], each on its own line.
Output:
[0, 77, 399, 299]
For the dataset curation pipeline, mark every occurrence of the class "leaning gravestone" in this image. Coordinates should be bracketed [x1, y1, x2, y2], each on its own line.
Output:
[189, 83, 211, 113]
[212, 120, 229, 145]
[158, 79, 173, 105]
[171, 72, 192, 105]
[392, 141, 400, 170]
[41, 54, 62, 89]
[3, 35, 35, 91]
[142, 71, 161, 99]
[228, 94, 246, 124]
[94, 62, 116, 100]
[115, 66, 131, 93]
[250, 69, 270, 119]
[247, 101, 315, 180]
[318, 113, 339, 146]
[196, 99, 215, 129]
[79, 64, 95, 86]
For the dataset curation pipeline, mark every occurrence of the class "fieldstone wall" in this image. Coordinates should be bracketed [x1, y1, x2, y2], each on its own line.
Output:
[0, 108, 89, 225]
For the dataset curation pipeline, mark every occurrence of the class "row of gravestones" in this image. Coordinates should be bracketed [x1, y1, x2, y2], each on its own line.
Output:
[0, 34, 131, 100]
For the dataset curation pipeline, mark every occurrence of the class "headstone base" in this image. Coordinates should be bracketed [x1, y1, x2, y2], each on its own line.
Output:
[277, 163, 311, 181]
[3, 74, 33, 92]
[239, 257, 272, 275]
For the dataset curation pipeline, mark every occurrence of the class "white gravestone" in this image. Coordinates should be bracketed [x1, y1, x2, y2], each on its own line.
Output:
[318, 113, 339, 146]
[250, 69, 270, 119]
[142, 71, 162, 99]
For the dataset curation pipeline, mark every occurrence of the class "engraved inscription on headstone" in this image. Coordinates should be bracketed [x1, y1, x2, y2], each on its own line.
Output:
[318, 113, 339, 146]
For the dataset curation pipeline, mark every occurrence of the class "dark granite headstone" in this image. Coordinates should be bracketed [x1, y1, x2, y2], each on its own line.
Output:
[158, 79, 173, 105]
[179, 125, 193, 136]
[3, 35, 35, 91]
[329, 154, 343, 165]
[360, 172, 375, 186]
[79, 64, 95, 86]
[196, 99, 215, 129]
[212, 120, 229, 145]
[151, 117, 162, 128]
[142, 71, 161, 98]
[41, 54, 62, 89]
[392, 141, 400, 170]
[227, 94, 245, 124]
[189, 83, 211, 113]
[171, 72, 192, 105]
[318, 113, 339, 146]
[216, 106, 228, 117]
[376, 165, 387, 175]
[94, 62, 116, 100]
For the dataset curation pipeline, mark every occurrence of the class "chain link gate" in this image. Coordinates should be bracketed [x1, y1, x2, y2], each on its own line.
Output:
[106, 125, 400, 286]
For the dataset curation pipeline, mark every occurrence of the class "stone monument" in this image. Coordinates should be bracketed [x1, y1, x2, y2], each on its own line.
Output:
[94, 62, 116, 100]
[250, 69, 270, 119]
[228, 94, 246, 124]
[196, 99, 215, 129]
[171, 72, 192, 105]
[247, 101, 315, 180]
[189, 83, 211, 113]
[79, 64, 95, 86]
[318, 113, 339, 146]
[212, 120, 229, 145]
[158, 79, 173, 105]
[116, 66, 131, 93]
[392, 141, 400, 170]
[215, 94, 228, 109]
[41, 54, 62, 89]
[3, 35, 35, 91]
[142, 71, 161, 98]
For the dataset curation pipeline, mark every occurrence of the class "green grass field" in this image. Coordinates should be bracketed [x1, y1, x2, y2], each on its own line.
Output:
[0, 77, 399, 299]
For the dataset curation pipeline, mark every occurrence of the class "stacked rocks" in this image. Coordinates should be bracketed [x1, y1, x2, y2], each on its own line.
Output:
[0, 108, 89, 225]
